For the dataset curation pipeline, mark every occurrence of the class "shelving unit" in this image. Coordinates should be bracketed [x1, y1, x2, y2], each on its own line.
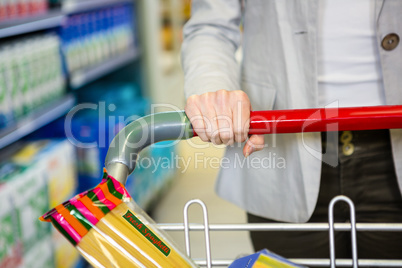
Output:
[0, 2, 142, 268]
[0, 0, 140, 146]
[0, 10, 64, 39]
[70, 47, 140, 89]
[0, 94, 75, 150]
[63, 0, 132, 14]
[0, 10, 73, 149]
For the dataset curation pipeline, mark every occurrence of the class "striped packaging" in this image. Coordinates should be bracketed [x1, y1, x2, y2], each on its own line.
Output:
[39, 169, 197, 267]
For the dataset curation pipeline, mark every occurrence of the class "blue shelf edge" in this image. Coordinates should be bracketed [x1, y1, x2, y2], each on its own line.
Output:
[0, 10, 64, 39]
[0, 94, 76, 149]
[0, 0, 134, 39]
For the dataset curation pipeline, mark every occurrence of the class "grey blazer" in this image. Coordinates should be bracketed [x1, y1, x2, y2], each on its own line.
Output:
[181, 0, 402, 222]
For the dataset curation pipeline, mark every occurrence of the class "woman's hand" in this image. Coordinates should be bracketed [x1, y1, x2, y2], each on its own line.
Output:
[185, 89, 264, 157]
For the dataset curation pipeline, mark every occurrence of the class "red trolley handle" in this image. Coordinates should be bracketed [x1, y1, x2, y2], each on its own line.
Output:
[191, 105, 402, 136]
[106, 105, 402, 182]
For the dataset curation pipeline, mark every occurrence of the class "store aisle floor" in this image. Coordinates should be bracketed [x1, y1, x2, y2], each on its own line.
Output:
[153, 139, 254, 263]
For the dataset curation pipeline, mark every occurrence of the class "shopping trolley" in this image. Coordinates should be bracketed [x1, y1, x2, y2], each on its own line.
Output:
[156, 196, 402, 267]
[104, 105, 402, 268]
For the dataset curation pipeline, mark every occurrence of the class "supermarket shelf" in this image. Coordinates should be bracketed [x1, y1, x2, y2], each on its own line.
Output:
[0, 95, 75, 150]
[63, 0, 133, 14]
[0, 10, 64, 39]
[70, 47, 139, 89]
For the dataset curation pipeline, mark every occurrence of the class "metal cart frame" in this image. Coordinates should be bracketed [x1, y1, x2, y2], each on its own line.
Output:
[157, 196, 402, 268]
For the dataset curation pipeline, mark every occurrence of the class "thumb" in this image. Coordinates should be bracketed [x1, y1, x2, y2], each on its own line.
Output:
[243, 135, 265, 157]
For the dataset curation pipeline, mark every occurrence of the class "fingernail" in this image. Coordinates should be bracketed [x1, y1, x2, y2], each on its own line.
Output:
[245, 147, 253, 158]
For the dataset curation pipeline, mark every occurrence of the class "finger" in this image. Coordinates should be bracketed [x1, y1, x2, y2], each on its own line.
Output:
[210, 110, 223, 145]
[216, 114, 234, 145]
[215, 90, 234, 145]
[243, 135, 265, 157]
[205, 108, 223, 145]
[195, 92, 222, 145]
[185, 103, 208, 142]
[232, 92, 251, 143]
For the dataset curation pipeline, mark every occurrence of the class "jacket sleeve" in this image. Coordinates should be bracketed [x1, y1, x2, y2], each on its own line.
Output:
[181, 0, 242, 99]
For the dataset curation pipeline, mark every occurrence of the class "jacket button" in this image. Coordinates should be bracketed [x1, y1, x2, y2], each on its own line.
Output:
[342, 143, 355, 156]
[340, 131, 352, 144]
[381, 33, 400, 51]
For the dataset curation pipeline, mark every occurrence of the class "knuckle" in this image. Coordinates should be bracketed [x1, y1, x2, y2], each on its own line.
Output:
[234, 90, 248, 100]
[202, 91, 213, 99]
[216, 90, 228, 103]
[202, 92, 210, 97]
[186, 95, 198, 106]
[184, 104, 192, 113]
[217, 89, 229, 96]
[201, 92, 214, 103]
[187, 94, 197, 102]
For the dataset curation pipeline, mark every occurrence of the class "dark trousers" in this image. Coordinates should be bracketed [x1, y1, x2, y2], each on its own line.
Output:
[248, 130, 402, 265]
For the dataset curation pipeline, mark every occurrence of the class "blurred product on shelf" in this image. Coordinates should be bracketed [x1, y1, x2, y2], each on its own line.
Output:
[33, 82, 148, 193]
[12, 139, 77, 207]
[61, 4, 136, 74]
[0, 139, 79, 268]
[132, 141, 177, 209]
[182, 0, 191, 21]
[0, 0, 48, 22]
[0, 33, 65, 129]
[161, 19, 173, 51]
[8, 162, 50, 257]
[73, 83, 151, 200]
[0, 1, 144, 267]
[21, 235, 54, 268]
[0, 174, 23, 268]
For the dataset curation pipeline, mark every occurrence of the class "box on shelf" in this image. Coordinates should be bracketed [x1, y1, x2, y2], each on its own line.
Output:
[9, 164, 50, 255]
[19, 235, 54, 268]
[0, 33, 66, 130]
[12, 139, 77, 207]
[0, 180, 23, 268]
[0, 139, 80, 268]
[13, 139, 80, 268]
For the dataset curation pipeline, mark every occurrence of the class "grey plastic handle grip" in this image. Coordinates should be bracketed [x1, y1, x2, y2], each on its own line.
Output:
[105, 111, 194, 184]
